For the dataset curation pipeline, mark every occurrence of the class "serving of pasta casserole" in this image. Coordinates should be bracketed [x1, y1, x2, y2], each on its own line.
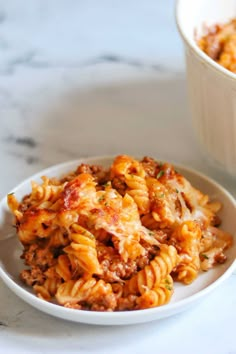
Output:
[7, 155, 233, 312]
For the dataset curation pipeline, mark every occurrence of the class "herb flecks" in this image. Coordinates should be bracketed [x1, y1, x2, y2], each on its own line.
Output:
[201, 253, 209, 260]
[156, 170, 165, 179]
[98, 195, 105, 203]
[165, 285, 172, 291]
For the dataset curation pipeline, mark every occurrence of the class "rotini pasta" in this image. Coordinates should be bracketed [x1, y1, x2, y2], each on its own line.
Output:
[55, 277, 117, 311]
[136, 275, 174, 309]
[55, 255, 72, 281]
[64, 224, 102, 275]
[7, 155, 233, 311]
[34, 277, 61, 301]
[111, 155, 150, 214]
[124, 173, 150, 215]
[124, 245, 178, 295]
[31, 176, 64, 206]
[171, 221, 201, 284]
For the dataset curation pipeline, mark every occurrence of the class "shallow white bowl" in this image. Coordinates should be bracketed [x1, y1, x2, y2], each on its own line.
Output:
[176, 0, 236, 176]
[0, 156, 235, 325]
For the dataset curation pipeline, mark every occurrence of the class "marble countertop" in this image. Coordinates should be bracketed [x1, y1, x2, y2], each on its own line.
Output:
[0, 1, 236, 353]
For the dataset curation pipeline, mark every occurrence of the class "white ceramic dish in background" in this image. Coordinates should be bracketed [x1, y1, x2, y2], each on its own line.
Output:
[0, 156, 235, 325]
[176, 0, 236, 176]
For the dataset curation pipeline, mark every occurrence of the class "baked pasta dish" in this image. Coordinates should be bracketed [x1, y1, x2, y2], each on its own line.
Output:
[198, 18, 236, 73]
[7, 155, 233, 311]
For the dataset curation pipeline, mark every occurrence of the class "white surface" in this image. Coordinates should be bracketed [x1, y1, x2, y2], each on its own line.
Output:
[1, 157, 235, 326]
[176, 0, 236, 176]
[0, 0, 235, 353]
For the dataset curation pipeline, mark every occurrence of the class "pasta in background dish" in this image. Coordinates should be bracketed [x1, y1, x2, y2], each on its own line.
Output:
[7, 155, 233, 311]
[198, 19, 236, 73]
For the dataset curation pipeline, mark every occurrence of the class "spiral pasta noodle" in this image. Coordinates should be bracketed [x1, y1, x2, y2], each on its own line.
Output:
[111, 155, 150, 214]
[31, 177, 63, 206]
[124, 245, 178, 295]
[34, 277, 61, 301]
[55, 277, 117, 310]
[55, 255, 72, 281]
[141, 213, 159, 230]
[171, 221, 201, 284]
[64, 224, 102, 275]
[124, 174, 150, 215]
[136, 275, 174, 309]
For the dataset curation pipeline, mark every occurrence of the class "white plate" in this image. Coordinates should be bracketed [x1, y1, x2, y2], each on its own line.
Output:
[0, 156, 235, 325]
